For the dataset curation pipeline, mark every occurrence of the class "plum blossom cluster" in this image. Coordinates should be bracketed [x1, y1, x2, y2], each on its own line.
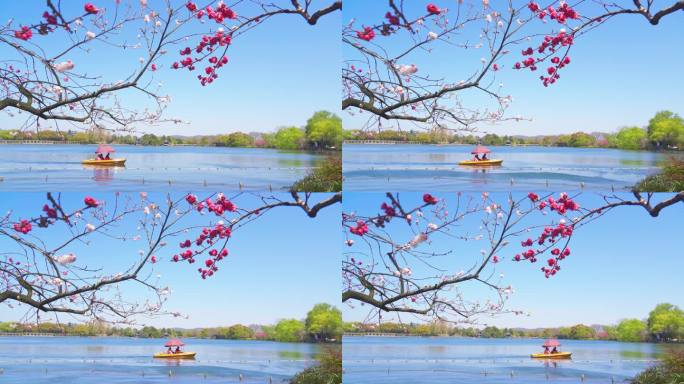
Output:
[12, 196, 99, 234]
[13, 3, 101, 41]
[171, 221, 231, 279]
[186, 2, 237, 24]
[529, 2, 579, 24]
[513, 192, 580, 277]
[349, 220, 369, 236]
[186, 193, 237, 216]
[516, 2, 580, 86]
[176, 193, 239, 278]
[355, 3, 443, 42]
[175, 2, 236, 86]
[171, 31, 231, 86]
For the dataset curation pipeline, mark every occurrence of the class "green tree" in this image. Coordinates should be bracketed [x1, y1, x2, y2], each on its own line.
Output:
[566, 132, 597, 147]
[305, 303, 343, 341]
[273, 126, 305, 150]
[648, 303, 684, 342]
[140, 134, 163, 146]
[648, 110, 684, 148]
[568, 324, 596, 339]
[481, 134, 505, 146]
[305, 111, 343, 149]
[615, 319, 647, 342]
[273, 319, 305, 342]
[225, 324, 255, 339]
[481, 326, 504, 338]
[615, 126, 647, 150]
[219, 132, 255, 147]
[140, 326, 163, 338]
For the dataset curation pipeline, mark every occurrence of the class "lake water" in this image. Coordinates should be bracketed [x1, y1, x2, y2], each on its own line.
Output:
[343, 144, 672, 191]
[343, 336, 665, 384]
[0, 336, 322, 383]
[0, 145, 325, 192]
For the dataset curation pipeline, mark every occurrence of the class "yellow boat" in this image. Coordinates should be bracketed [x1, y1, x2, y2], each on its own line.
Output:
[531, 352, 572, 359]
[153, 352, 196, 359]
[82, 158, 126, 166]
[458, 159, 503, 166]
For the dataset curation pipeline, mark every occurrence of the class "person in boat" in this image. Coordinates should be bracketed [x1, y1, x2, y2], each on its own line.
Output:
[174, 346, 181, 354]
[473, 154, 481, 161]
[97, 153, 105, 160]
[544, 346, 550, 354]
[482, 153, 488, 160]
[551, 347, 558, 354]
[166, 347, 173, 354]
[104, 152, 111, 160]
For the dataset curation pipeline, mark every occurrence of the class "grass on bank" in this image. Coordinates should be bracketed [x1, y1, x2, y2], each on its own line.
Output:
[633, 349, 684, 384]
[291, 156, 341, 192]
[634, 157, 684, 192]
[290, 347, 342, 384]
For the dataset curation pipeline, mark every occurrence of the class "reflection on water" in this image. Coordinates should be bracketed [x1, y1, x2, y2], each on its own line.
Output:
[344, 144, 670, 191]
[0, 336, 320, 384]
[0, 145, 324, 191]
[343, 336, 664, 384]
[278, 350, 305, 359]
[84, 165, 124, 184]
[277, 159, 305, 168]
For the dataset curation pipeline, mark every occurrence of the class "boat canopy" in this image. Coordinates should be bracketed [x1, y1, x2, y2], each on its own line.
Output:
[95, 144, 115, 154]
[471, 145, 491, 154]
[164, 338, 185, 347]
[542, 339, 561, 347]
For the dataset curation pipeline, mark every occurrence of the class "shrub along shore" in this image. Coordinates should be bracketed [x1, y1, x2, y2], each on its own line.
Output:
[345, 303, 684, 344]
[346, 110, 684, 152]
[0, 303, 342, 344]
[0, 111, 343, 152]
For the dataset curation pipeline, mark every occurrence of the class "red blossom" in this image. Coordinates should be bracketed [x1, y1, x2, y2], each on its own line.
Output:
[385, 12, 400, 26]
[42, 204, 57, 218]
[84, 196, 99, 208]
[381, 202, 396, 217]
[84, 3, 99, 14]
[426, 4, 441, 15]
[13, 219, 32, 234]
[42, 12, 58, 25]
[350, 220, 369, 236]
[14, 26, 33, 41]
[423, 193, 438, 205]
[356, 26, 375, 42]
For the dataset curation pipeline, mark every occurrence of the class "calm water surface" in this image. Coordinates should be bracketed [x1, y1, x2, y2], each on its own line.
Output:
[343, 336, 664, 384]
[343, 144, 671, 191]
[0, 145, 324, 191]
[0, 336, 321, 383]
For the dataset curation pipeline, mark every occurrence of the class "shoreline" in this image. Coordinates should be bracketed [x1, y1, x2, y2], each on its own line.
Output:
[0, 141, 340, 152]
[343, 141, 682, 153]
[0, 333, 340, 345]
[342, 334, 684, 344]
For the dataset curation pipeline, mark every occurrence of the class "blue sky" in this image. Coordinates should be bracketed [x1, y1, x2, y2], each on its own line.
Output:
[343, 1, 684, 135]
[0, 192, 340, 327]
[0, 0, 340, 135]
[343, 192, 684, 328]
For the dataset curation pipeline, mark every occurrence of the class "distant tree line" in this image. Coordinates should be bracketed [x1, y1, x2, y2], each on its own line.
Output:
[0, 111, 344, 151]
[345, 303, 684, 343]
[0, 303, 342, 343]
[345, 111, 684, 151]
